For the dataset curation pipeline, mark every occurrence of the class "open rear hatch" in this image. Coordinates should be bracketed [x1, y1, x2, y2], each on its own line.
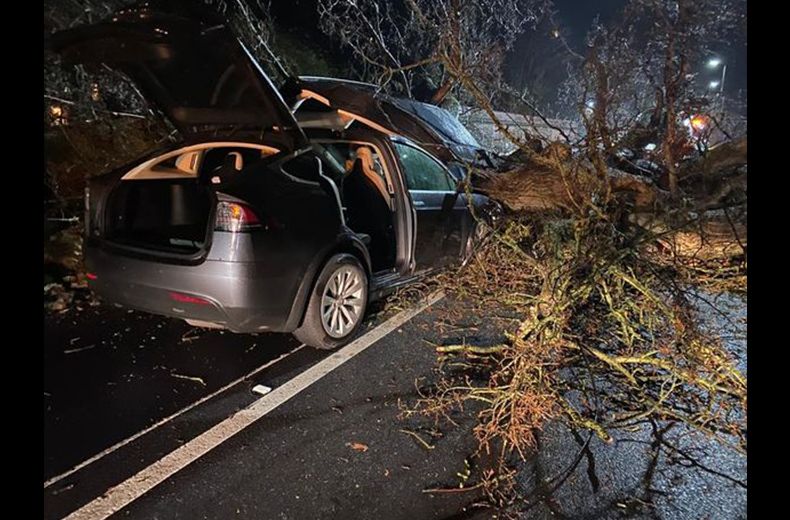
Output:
[50, 0, 308, 149]
[50, 0, 308, 260]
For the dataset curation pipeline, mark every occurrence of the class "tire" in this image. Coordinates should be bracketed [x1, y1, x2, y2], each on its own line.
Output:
[293, 253, 368, 350]
[461, 220, 492, 267]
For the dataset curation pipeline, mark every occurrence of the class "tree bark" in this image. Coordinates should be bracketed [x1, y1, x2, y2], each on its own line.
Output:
[475, 142, 746, 261]
[430, 78, 455, 105]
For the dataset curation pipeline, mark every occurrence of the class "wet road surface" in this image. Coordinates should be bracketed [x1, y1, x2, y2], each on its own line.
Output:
[44, 292, 746, 519]
[44, 295, 486, 520]
[44, 305, 304, 482]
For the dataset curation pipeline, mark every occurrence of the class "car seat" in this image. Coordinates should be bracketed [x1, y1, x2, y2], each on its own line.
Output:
[342, 147, 394, 271]
[209, 151, 243, 185]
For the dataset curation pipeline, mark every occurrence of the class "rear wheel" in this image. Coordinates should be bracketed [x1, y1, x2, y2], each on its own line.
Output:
[293, 254, 368, 350]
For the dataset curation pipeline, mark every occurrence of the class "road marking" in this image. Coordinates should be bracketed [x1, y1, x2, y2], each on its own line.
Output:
[44, 344, 306, 490]
[65, 291, 444, 520]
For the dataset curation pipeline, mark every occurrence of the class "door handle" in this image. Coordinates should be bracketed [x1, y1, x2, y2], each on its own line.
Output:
[413, 200, 425, 207]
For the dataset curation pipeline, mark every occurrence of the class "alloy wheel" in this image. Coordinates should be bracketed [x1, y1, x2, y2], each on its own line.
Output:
[320, 265, 365, 338]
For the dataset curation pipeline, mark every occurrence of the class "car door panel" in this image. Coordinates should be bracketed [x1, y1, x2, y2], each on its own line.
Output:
[409, 190, 468, 268]
[393, 141, 468, 270]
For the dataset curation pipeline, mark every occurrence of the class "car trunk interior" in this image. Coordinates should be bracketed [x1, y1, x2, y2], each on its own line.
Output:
[104, 179, 213, 255]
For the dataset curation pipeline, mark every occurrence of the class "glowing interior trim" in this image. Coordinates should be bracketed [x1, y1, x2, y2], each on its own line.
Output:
[298, 89, 332, 107]
[337, 109, 396, 136]
[313, 138, 396, 198]
[121, 142, 280, 180]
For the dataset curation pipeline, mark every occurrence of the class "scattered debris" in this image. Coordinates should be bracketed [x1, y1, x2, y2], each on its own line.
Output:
[170, 372, 207, 387]
[399, 429, 436, 450]
[63, 344, 96, 355]
[456, 458, 472, 487]
[179, 329, 203, 343]
[347, 442, 369, 453]
[51, 483, 74, 496]
[44, 282, 73, 312]
[252, 384, 272, 396]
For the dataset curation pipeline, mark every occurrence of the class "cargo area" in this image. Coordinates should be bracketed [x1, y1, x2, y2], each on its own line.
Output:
[103, 179, 214, 255]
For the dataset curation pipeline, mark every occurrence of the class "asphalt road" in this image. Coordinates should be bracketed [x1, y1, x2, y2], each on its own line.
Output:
[44, 291, 746, 520]
[44, 302, 329, 520]
[44, 294, 492, 520]
[44, 305, 303, 482]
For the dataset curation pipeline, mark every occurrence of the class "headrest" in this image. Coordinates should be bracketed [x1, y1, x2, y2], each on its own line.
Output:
[355, 146, 376, 171]
[225, 151, 243, 170]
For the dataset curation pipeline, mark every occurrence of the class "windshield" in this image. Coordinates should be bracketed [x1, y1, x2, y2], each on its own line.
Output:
[391, 98, 481, 149]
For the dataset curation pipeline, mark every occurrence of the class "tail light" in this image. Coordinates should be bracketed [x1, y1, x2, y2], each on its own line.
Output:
[214, 201, 261, 233]
[169, 292, 211, 305]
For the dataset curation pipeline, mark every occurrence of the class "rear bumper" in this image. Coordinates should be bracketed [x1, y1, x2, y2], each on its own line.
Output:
[85, 244, 300, 333]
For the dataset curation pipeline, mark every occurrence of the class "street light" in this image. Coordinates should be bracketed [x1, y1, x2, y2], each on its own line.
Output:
[705, 56, 727, 111]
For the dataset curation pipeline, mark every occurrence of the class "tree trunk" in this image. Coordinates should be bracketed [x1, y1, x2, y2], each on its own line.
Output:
[475, 143, 746, 261]
[663, 29, 679, 198]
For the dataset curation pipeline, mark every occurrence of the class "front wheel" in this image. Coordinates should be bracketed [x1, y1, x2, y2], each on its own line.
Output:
[461, 220, 492, 267]
[293, 254, 368, 350]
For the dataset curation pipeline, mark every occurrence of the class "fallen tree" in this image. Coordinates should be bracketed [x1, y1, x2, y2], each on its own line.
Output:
[474, 136, 747, 262]
[314, 0, 748, 506]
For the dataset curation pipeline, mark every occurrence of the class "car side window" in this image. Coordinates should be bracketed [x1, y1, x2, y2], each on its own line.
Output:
[393, 142, 455, 192]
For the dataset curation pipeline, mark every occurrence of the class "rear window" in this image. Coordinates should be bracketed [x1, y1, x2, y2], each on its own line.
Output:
[200, 147, 266, 175]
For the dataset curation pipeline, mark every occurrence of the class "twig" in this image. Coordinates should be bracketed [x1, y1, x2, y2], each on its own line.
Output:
[170, 373, 207, 386]
[399, 429, 436, 450]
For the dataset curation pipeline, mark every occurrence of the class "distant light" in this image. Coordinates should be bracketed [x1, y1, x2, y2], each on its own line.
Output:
[707, 58, 722, 68]
[709, 81, 720, 89]
[551, 28, 560, 38]
[644, 143, 656, 151]
[50, 105, 62, 117]
[690, 115, 707, 132]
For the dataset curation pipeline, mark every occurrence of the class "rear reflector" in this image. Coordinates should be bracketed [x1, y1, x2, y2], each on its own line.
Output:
[169, 292, 211, 305]
[214, 201, 261, 233]
[86, 273, 98, 280]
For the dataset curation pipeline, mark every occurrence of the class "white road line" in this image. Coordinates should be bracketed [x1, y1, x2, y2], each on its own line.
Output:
[65, 291, 444, 520]
[44, 344, 306, 490]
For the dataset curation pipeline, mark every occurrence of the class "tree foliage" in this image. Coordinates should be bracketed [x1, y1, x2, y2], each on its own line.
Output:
[317, 0, 549, 101]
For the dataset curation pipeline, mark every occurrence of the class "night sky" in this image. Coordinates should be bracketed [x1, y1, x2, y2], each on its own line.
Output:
[553, 0, 625, 41]
[272, 0, 746, 100]
[552, 0, 746, 98]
